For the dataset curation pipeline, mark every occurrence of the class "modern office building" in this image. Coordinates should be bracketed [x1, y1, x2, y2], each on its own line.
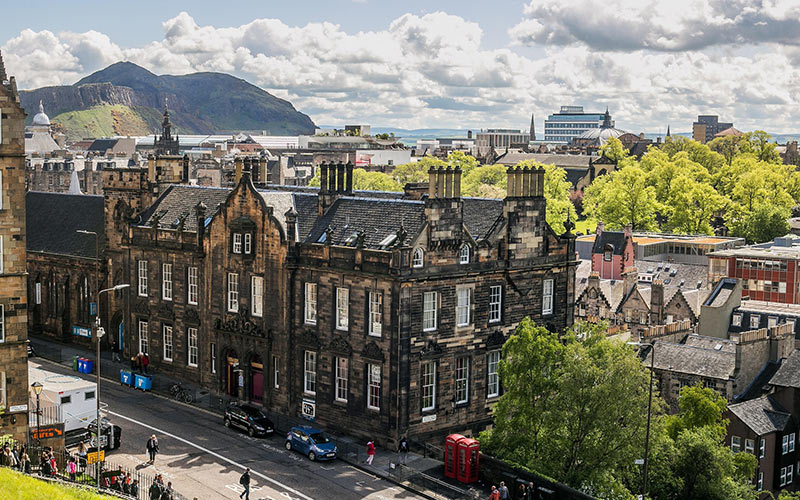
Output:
[544, 106, 608, 144]
[692, 115, 734, 144]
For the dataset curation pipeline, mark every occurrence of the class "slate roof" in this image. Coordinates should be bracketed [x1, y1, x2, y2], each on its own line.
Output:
[257, 190, 295, 237]
[25, 130, 60, 155]
[27, 192, 104, 258]
[139, 185, 231, 232]
[646, 340, 736, 379]
[88, 139, 118, 152]
[770, 350, 800, 389]
[735, 360, 781, 403]
[592, 231, 627, 255]
[462, 198, 504, 240]
[729, 395, 791, 436]
[564, 168, 587, 188]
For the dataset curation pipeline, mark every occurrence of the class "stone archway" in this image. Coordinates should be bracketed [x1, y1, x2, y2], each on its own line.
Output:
[224, 349, 240, 397]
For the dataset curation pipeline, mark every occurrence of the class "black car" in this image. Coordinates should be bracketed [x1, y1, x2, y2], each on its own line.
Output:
[224, 404, 274, 437]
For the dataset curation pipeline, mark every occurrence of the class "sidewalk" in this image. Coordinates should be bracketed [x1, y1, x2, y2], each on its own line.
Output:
[29, 335, 489, 500]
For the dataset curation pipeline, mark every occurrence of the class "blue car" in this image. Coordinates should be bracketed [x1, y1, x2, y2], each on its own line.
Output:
[285, 426, 338, 461]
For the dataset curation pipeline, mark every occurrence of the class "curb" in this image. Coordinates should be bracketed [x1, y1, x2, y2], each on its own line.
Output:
[335, 457, 445, 500]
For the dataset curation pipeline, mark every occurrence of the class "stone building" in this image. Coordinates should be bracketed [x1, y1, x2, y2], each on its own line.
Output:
[32, 160, 577, 446]
[0, 52, 30, 442]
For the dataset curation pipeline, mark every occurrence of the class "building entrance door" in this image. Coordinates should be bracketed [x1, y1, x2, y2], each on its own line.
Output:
[226, 353, 239, 397]
[250, 355, 263, 403]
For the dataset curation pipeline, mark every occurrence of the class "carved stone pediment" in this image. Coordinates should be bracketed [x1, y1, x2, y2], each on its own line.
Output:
[134, 299, 150, 316]
[328, 336, 353, 355]
[156, 302, 175, 320]
[419, 340, 444, 359]
[297, 330, 320, 348]
[362, 341, 384, 361]
[486, 330, 506, 348]
[213, 306, 265, 338]
[185, 308, 200, 326]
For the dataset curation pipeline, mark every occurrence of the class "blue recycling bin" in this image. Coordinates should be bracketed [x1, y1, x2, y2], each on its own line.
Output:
[120, 370, 133, 386]
[134, 374, 152, 391]
[84, 358, 94, 374]
[77, 358, 87, 373]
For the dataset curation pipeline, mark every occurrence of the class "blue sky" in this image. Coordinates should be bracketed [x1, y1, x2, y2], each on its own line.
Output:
[2, 1, 799, 133]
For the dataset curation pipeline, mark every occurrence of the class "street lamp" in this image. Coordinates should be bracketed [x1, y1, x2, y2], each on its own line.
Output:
[31, 382, 43, 445]
[628, 340, 656, 499]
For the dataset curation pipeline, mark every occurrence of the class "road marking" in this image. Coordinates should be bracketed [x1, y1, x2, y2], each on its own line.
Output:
[107, 410, 314, 500]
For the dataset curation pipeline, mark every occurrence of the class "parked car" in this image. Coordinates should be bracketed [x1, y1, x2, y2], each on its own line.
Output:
[285, 426, 337, 461]
[223, 404, 274, 437]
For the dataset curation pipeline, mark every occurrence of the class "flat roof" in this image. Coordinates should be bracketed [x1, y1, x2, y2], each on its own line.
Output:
[578, 233, 739, 246]
[29, 361, 96, 392]
[736, 300, 800, 316]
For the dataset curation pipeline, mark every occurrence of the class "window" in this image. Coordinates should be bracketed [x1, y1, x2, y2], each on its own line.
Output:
[187, 267, 198, 305]
[455, 357, 469, 404]
[751, 315, 760, 329]
[35, 282, 41, 305]
[251, 276, 264, 317]
[423, 292, 437, 331]
[0, 373, 5, 410]
[421, 361, 436, 411]
[304, 283, 317, 325]
[459, 245, 470, 264]
[84, 391, 95, 400]
[759, 438, 766, 458]
[367, 364, 381, 410]
[335, 357, 348, 402]
[336, 287, 349, 330]
[369, 292, 382, 336]
[783, 465, 794, 486]
[244, 233, 252, 254]
[187, 327, 198, 367]
[138, 320, 148, 354]
[745, 439, 754, 454]
[412, 248, 424, 268]
[732, 313, 742, 327]
[791, 433, 796, 453]
[487, 350, 501, 398]
[489, 286, 502, 323]
[783, 433, 795, 454]
[542, 279, 554, 315]
[272, 355, 279, 389]
[138, 260, 148, 296]
[456, 287, 471, 327]
[0, 170, 3, 210]
[780, 282, 787, 294]
[758, 471, 763, 491]
[162, 263, 173, 301]
[78, 275, 90, 324]
[47, 275, 57, 318]
[731, 436, 741, 452]
[60, 395, 71, 405]
[227, 273, 239, 312]
[211, 342, 216, 374]
[233, 233, 242, 254]
[0, 236, 4, 274]
[162, 324, 173, 362]
[304, 351, 316, 395]
[769, 316, 779, 328]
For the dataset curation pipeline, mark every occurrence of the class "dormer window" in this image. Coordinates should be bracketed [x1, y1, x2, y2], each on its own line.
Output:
[244, 233, 252, 254]
[459, 245, 470, 264]
[230, 217, 256, 256]
[233, 233, 243, 254]
[412, 248, 424, 268]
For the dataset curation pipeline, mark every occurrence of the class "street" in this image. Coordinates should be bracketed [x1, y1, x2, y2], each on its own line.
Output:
[38, 359, 422, 500]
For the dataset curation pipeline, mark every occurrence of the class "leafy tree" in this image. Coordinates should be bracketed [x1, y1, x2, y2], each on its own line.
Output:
[665, 176, 727, 235]
[743, 131, 781, 163]
[708, 135, 747, 166]
[583, 165, 658, 230]
[661, 136, 726, 176]
[391, 157, 444, 186]
[307, 168, 402, 192]
[461, 164, 506, 198]
[481, 320, 653, 496]
[600, 137, 629, 162]
[727, 203, 791, 244]
[447, 150, 479, 177]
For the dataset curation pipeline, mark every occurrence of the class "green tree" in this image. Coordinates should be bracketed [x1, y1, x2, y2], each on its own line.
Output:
[461, 164, 506, 198]
[392, 157, 445, 186]
[743, 131, 781, 163]
[665, 176, 727, 235]
[583, 165, 658, 230]
[727, 203, 791, 244]
[447, 150, 479, 177]
[600, 136, 629, 162]
[307, 168, 402, 192]
[708, 135, 747, 166]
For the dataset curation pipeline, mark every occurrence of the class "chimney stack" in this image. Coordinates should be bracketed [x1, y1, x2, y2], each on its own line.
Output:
[320, 161, 329, 194]
[285, 207, 298, 242]
[345, 161, 354, 194]
[234, 157, 243, 185]
[195, 202, 207, 250]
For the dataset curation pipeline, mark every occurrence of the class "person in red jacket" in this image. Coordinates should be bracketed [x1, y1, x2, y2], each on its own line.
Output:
[142, 353, 150, 374]
[488, 485, 500, 500]
[365, 440, 375, 465]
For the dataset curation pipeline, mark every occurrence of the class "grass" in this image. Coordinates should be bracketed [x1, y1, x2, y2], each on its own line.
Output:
[0, 467, 115, 500]
[575, 219, 597, 235]
[51, 104, 152, 141]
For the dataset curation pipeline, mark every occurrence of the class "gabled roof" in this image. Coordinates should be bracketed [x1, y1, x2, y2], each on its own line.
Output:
[592, 231, 627, 255]
[26, 192, 104, 258]
[729, 395, 791, 436]
[462, 198, 504, 240]
[646, 340, 736, 380]
[139, 185, 230, 232]
[770, 350, 800, 389]
[88, 139, 119, 152]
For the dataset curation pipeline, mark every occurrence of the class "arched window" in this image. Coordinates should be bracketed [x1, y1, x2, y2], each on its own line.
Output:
[412, 248, 424, 268]
[459, 244, 470, 264]
[48, 273, 58, 318]
[77, 275, 90, 324]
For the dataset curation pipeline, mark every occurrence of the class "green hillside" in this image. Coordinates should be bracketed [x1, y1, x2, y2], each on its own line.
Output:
[52, 104, 154, 141]
[0, 468, 115, 500]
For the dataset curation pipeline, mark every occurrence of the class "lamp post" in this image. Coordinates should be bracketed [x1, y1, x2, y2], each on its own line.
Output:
[31, 382, 43, 445]
[628, 340, 656, 499]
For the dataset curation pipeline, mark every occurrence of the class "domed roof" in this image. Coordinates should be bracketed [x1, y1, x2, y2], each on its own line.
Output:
[576, 108, 626, 144]
[32, 100, 50, 127]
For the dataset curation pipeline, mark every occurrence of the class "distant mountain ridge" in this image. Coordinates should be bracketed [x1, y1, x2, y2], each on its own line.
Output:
[20, 62, 316, 140]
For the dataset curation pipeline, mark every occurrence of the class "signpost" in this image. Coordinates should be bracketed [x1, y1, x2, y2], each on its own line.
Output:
[87, 450, 105, 464]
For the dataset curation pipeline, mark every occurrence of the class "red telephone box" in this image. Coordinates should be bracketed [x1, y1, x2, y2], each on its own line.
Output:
[456, 437, 480, 484]
[444, 434, 465, 479]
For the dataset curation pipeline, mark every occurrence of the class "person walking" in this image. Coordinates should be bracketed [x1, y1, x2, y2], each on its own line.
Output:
[68, 457, 77, 481]
[20, 453, 31, 474]
[146, 434, 159, 464]
[488, 485, 500, 500]
[398, 436, 409, 466]
[160, 481, 174, 500]
[498, 481, 509, 500]
[239, 467, 251, 500]
[48, 452, 58, 477]
[365, 440, 375, 465]
[517, 483, 527, 499]
[148, 478, 163, 500]
[111, 339, 121, 362]
[142, 353, 150, 374]
[528, 481, 538, 500]
[130, 479, 139, 497]
[77, 441, 88, 471]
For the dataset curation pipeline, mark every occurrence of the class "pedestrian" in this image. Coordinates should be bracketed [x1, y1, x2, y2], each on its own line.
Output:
[146, 434, 159, 464]
[77, 441, 88, 470]
[131, 354, 138, 372]
[142, 353, 150, 374]
[48, 452, 58, 477]
[489, 485, 500, 500]
[21, 453, 31, 474]
[398, 435, 409, 466]
[149, 478, 163, 500]
[161, 481, 174, 500]
[528, 481, 537, 500]
[11, 445, 20, 469]
[365, 440, 375, 465]
[111, 339, 121, 362]
[68, 456, 77, 481]
[498, 481, 509, 499]
[39, 451, 51, 476]
[239, 467, 251, 500]
[130, 479, 140, 497]
[517, 483, 527, 499]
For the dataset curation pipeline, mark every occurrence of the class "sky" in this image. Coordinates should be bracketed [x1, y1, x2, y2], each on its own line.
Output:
[2, 0, 800, 133]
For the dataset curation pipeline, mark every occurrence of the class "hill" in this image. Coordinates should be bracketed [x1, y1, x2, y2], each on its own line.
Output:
[20, 62, 316, 141]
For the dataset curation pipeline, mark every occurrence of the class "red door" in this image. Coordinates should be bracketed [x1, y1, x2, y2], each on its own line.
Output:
[251, 370, 263, 403]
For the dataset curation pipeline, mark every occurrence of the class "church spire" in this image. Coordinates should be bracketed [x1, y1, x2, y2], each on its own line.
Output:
[529, 113, 536, 142]
[0, 50, 7, 83]
[666, 125, 671, 137]
[601, 107, 612, 128]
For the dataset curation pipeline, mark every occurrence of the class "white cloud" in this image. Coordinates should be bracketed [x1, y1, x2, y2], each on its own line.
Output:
[2, 8, 800, 132]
